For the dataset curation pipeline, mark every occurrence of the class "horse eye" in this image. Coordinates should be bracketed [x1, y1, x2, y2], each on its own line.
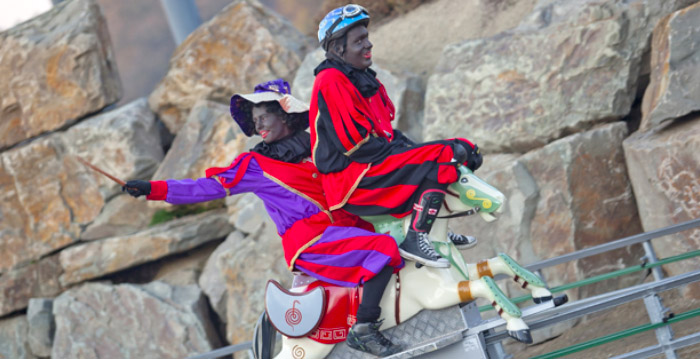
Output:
[460, 177, 468, 183]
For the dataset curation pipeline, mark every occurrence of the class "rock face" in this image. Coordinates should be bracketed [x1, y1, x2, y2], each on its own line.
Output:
[148, 0, 314, 133]
[0, 99, 163, 274]
[51, 281, 219, 359]
[26, 298, 54, 358]
[222, 221, 290, 345]
[0, 315, 36, 359]
[623, 115, 700, 298]
[520, 123, 644, 296]
[0, 0, 121, 149]
[199, 231, 245, 321]
[423, 0, 696, 151]
[58, 209, 233, 286]
[0, 255, 63, 318]
[641, 2, 700, 130]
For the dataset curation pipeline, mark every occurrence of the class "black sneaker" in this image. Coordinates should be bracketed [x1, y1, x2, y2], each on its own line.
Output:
[399, 232, 450, 268]
[346, 320, 403, 357]
[447, 231, 478, 250]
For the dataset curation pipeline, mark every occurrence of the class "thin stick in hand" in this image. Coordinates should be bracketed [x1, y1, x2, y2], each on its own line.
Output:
[76, 156, 126, 186]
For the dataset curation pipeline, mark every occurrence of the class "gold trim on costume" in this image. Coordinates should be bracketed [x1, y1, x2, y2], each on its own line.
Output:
[311, 112, 321, 167]
[262, 171, 333, 222]
[288, 234, 324, 270]
[329, 163, 372, 211]
[343, 135, 370, 156]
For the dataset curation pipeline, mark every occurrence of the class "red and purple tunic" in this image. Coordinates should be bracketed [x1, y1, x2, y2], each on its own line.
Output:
[147, 151, 403, 287]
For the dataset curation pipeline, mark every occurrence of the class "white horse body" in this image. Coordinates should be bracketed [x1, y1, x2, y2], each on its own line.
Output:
[267, 166, 557, 359]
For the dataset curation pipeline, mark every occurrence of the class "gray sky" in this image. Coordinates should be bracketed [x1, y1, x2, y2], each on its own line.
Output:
[0, 0, 52, 31]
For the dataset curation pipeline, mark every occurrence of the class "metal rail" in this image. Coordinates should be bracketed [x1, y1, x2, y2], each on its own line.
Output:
[483, 270, 700, 343]
[524, 217, 700, 272]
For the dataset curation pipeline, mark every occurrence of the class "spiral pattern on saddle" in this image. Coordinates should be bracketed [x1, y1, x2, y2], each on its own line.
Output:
[285, 307, 302, 326]
[292, 345, 306, 359]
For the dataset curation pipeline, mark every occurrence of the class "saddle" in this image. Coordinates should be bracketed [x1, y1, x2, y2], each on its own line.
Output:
[265, 273, 363, 344]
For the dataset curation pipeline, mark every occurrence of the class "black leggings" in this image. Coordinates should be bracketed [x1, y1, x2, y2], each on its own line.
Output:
[356, 265, 394, 323]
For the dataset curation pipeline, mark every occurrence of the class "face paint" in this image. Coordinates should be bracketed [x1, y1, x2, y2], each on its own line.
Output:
[252, 105, 293, 144]
[341, 25, 372, 70]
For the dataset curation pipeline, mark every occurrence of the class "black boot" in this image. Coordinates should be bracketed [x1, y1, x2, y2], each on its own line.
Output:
[347, 320, 403, 357]
[399, 190, 450, 268]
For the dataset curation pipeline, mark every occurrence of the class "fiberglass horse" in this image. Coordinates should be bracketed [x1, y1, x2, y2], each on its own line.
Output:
[256, 165, 565, 359]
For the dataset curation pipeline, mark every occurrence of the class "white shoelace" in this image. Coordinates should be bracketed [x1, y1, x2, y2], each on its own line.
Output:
[417, 232, 440, 260]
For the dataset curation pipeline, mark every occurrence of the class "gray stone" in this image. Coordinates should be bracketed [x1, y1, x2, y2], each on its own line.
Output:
[26, 298, 54, 358]
[52, 281, 219, 359]
[222, 222, 290, 345]
[199, 231, 246, 321]
[153, 240, 220, 287]
[641, 2, 700, 130]
[0, 315, 37, 359]
[424, 0, 697, 152]
[0, 255, 63, 317]
[623, 114, 700, 299]
[0, 0, 121, 149]
[520, 122, 644, 298]
[149, 0, 314, 133]
[81, 194, 157, 240]
[59, 209, 233, 286]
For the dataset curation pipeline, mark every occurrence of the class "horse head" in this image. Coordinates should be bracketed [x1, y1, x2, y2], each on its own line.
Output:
[444, 165, 505, 222]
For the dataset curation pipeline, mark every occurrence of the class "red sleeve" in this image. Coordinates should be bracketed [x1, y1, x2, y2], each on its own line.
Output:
[146, 180, 168, 200]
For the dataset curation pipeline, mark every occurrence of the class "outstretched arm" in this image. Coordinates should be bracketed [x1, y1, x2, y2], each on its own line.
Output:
[123, 177, 227, 205]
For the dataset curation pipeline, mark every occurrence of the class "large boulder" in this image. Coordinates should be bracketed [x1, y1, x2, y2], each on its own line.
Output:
[0, 256, 63, 318]
[52, 281, 219, 358]
[0, 315, 36, 359]
[641, 2, 700, 131]
[222, 220, 291, 346]
[0, 0, 121, 149]
[0, 99, 163, 274]
[149, 0, 314, 133]
[58, 209, 233, 286]
[424, 0, 697, 152]
[623, 114, 700, 298]
[369, 0, 538, 77]
[199, 231, 246, 321]
[519, 122, 644, 297]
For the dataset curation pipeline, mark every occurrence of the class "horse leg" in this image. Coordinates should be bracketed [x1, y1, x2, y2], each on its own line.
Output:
[467, 253, 554, 303]
[461, 277, 533, 343]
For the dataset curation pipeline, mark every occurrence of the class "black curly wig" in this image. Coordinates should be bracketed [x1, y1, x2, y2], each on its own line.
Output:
[240, 101, 308, 136]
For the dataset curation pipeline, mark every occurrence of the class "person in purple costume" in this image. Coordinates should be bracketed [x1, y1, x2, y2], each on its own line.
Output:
[123, 79, 404, 357]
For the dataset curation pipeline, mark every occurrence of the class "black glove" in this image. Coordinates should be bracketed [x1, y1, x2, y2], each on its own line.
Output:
[466, 144, 483, 172]
[122, 180, 151, 198]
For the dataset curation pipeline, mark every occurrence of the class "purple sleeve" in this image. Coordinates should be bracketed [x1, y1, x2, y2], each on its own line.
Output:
[164, 178, 227, 205]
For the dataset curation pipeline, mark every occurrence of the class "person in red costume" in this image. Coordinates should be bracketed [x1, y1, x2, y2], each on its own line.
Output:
[311, 4, 483, 274]
[123, 79, 404, 357]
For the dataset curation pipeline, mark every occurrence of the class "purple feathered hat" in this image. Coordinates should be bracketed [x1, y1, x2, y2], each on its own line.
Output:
[230, 79, 309, 137]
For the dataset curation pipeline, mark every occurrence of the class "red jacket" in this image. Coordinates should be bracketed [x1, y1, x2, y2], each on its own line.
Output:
[310, 67, 397, 210]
